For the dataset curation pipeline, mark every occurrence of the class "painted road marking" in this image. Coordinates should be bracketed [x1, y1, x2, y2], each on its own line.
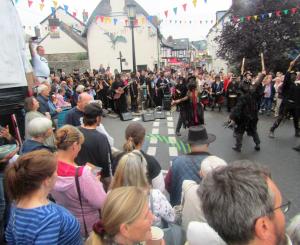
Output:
[152, 128, 159, 134]
[153, 121, 160, 127]
[167, 117, 173, 121]
[168, 128, 175, 135]
[132, 118, 140, 121]
[167, 122, 174, 127]
[168, 137, 176, 144]
[150, 137, 158, 144]
[169, 147, 178, 157]
[147, 147, 156, 156]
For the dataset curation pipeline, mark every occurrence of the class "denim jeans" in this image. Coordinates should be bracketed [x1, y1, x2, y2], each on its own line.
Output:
[0, 172, 6, 242]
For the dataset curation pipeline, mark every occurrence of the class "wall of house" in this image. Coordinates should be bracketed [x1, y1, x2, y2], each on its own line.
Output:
[206, 16, 230, 73]
[40, 31, 86, 54]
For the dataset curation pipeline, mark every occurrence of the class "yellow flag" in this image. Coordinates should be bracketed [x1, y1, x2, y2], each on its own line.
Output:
[53, 0, 58, 8]
[39, 3, 45, 11]
[193, 0, 197, 8]
[254, 15, 258, 20]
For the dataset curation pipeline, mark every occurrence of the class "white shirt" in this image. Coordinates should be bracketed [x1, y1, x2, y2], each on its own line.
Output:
[0, 0, 32, 89]
[32, 54, 50, 78]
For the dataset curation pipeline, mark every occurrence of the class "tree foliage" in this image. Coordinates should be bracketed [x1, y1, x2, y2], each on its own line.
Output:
[216, 0, 300, 73]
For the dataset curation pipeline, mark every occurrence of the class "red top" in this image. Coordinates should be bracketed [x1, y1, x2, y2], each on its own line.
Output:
[57, 160, 84, 177]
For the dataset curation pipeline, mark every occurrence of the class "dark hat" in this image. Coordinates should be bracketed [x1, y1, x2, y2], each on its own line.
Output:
[183, 125, 216, 145]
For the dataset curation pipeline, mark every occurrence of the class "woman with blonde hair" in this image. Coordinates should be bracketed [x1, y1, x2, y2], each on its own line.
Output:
[86, 187, 158, 245]
[51, 125, 107, 238]
[111, 150, 174, 228]
[113, 122, 165, 192]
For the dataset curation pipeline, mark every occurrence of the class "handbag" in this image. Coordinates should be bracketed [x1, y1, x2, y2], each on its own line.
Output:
[75, 167, 89, 239]
[149, 190, 186, 245]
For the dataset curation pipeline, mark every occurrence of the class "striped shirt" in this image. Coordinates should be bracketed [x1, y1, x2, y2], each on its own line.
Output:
[5, 203, 82, 245]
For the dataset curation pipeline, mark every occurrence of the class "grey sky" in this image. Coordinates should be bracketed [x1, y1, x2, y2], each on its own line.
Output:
[16, 0, 232, 40]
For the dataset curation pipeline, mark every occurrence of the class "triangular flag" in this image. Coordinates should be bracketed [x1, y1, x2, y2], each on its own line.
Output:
[291, 8, 297, 14]
[200, 20, 202, 24]
[205, 20, 208, 24]
[276, 10, 281, 17]
[268, 13, 273, 18]
[193, 0, 197, 8]
[100, 16, 104, 22]
[113, 18, 118, 25]
[134, 19, 138, 26]
[246, 16, 251, 21]
[53, 0, 58, 8]
[182, 3, 187, 11]
[240, 17, 245, 22]
[261, 14, 266, 19]
[173, 7, 177, 15]
[148, 16, 153, 22]
[141, 17, 146, 25]
[72, 12, 77, 18]
[51, 7, 56, 16]
[170, 20, 172, 23]
[179, 20, 182, 24]
[28, 0, 33, 7]
[39, 3, 44, 10]
[96, 16, 100, 23]
[164, 10, 168, 18]
[189, 20, 192, 24]
[253, 15, 258, 20]
[283, 9, 289, 15]
[175, 20, 177, 24]
[15, 0, 19, 4]
[63, 4, 68, 13]
[204, 0, 207, 3]
[41, 0, 44, 3]
[125, 19, 129, 26]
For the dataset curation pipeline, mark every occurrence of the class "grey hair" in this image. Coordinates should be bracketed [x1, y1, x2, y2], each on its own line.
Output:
[201, 156, 227, 176]
[76, 85, 85, 93]
[37, 84, 48, 95]
[198, 160, 274, 245]
[287, 214, 300, 245]
[28, 117, 52, 138]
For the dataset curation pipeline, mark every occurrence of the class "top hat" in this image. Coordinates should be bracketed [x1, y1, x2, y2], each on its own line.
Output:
[183, 125, 216, 145]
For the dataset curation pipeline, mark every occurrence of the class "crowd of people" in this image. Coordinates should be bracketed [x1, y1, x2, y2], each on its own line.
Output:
[0, 50, 300, 244]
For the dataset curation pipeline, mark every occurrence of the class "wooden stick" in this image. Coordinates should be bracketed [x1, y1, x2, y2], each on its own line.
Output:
[241, 57, 245, 75]
[261, 53, 265, 71]
[293, 53, 300, 63]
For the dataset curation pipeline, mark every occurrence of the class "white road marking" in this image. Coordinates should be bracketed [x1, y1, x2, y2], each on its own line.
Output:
[167, 117, 173, 121]
[169, 147, 178, 157]
[153, 121, 160, 127]
[150, 137, 158, 144]
[147, 147, 156, 156]
[167, 122, 174, 127]
[152, 128, 159, 134]
[132, 118, 140, 121]
[168, 128, 175, 135]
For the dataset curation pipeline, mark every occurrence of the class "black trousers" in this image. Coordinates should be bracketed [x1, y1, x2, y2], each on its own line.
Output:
[176, 113, 183, 133]
[234, 120, 260, 149]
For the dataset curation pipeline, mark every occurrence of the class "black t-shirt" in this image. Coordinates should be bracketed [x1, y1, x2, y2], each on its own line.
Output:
[76, 127, 112, 178]
[112, 150, 161, 183]
[64, 107, 83, 126]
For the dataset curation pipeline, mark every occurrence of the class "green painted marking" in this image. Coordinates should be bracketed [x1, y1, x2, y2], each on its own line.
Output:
[162, 136, 169, 144]
[187, 144, 191, 153]
[180, 140, 187, 154]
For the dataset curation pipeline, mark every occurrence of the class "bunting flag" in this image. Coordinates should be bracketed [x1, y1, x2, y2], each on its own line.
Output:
[283, 9, 289, 15]
[51, 7, 56, 16]
[268, 12, 273, 18]
[28, 0, 33, 7]
[164, 10, 168, 18]
[41, 0, 44, 3]
[173, 7, 177, 15]
[113, 18, 118, 25]
[192, 0, 197, 8]
[15, 0, 19, 3]
[141, 17, 146, 24]
[63, 4, 68, 13]
[182, 3, 187, 11]
[253, 15, 258, 20]
[53, 0, 58, 8]
[276, 10, 281, 16]
[72, 11, 77, 18]
[291, 8, 297, 14]
[204, 0, 207, 3]
[125, 19, 128, 26]
[39, 3, 44, 10]
[100, 16, 104, 22]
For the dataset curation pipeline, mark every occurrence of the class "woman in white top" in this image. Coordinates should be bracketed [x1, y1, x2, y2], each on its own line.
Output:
[110, 150, 175, 228]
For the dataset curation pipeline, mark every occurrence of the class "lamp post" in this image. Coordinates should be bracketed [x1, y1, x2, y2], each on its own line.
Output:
[127, 4, 137, 74]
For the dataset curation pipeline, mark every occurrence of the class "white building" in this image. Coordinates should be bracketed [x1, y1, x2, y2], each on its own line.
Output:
[83, 0, 160, 72]
[206, 11, 231, 73]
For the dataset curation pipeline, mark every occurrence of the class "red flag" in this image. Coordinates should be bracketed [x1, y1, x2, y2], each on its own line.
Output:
[276, 10, 281, 16]
[41, 0, 44, 2]
[72, 12, 77, 17]
[182, 3, 187, 11]
[291, 7, 298, 14]
[246, 16, 251, 21]
[125, 19, 129, 26]
[28, 0, 33, 7]
[100, 16, 104, 22]
[164, 10, 168, 18]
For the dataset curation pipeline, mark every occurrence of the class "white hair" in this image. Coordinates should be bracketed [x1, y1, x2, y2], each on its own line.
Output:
[76, 84, 85, 93]
[28, 117, 52, 138]
[37, 84, 48, 95]
[287, 214, 300, 245]
[201, 156, 227, 176]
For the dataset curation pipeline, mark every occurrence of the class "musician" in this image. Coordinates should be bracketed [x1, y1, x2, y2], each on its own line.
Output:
[95, 75, 110, 109]
[211, 75, 224, 111]
[200, 82, 211, 111]
[111, 73, 127, 116]
[156, 71, 170, 107]
[129, 73, 139, 113]
[145, 72, 156, 109]
[226, 75, 239, 112]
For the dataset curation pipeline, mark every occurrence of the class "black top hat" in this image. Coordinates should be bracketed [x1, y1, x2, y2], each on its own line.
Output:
[183, 125, 216, 145]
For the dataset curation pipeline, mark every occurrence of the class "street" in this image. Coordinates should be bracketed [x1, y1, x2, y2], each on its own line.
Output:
[103, 110, 300, 220]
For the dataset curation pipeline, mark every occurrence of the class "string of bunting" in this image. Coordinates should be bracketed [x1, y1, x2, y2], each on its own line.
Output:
[231, 6, 299, 24]
[163, 0, 208, 18]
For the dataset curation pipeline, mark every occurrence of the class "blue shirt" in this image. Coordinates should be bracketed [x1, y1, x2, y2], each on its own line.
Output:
[5, 203, 82, 245]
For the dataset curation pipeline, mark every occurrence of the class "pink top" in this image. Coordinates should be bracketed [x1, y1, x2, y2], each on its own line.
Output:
[56, 93, 70, 108]
[51, 160, 107, 236]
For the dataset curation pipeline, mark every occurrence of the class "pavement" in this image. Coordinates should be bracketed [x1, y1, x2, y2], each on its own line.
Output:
[103, 109, 300, 220]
